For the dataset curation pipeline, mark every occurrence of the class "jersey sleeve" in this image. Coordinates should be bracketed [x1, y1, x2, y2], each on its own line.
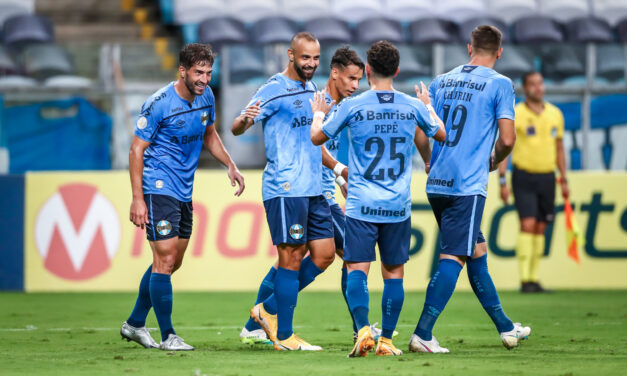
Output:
[494, 78, 516, 120]
[322, 100, 352, 139]
[243, 81, 280, 123]
[207, 88, 216, 126]
[414, 100, 439, 138]
[428, 77, 438, 106]
[134, 94, 165, 142]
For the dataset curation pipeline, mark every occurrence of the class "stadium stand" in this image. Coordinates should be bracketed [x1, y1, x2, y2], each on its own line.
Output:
[251, 16, 298, 45]
[486, 0, 538, 24]
[304, 17, 352, 45]
[332, 0, 380, 24]
[593, 0, 627, 26]
[282, 0, 331, 22]
[197, 16, 247, 49]
[513, 16, 564, 43]
[459, 17, 510, 43]
[436, 0, 486, 24]
[384, 0, 432, 23]
[539, 0, 590, 23]
[2, 14, 54, 47]
[566, 17, 614, 43]
[354, 18, 404, 45]
[22, 44, 75, 80]
[409, 18, 458, 44]
[227, 0, 279, 24]
[0, 0, 35, 26]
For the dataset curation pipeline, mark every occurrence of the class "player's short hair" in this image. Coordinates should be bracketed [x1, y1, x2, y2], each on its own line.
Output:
[330, 46, 365, 71]
[470, 25, 502, 55]
[366, 40, 399, 78]
[179, 43, 215, 69]
[290, 32, 318, 49]
[522, 71, 542, 86]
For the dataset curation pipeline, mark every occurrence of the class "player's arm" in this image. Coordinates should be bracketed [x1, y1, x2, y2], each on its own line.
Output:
[490, 118, 516, 171]
[556, 138, 569, 198]
[129, 135, 150, 229]
[310, 91, 336, 146]
[231, 100, 260, 136]
[414, 82, 446, 142]
[204, 124, 245, 196]
[414, 128, 432, 174]
[498, 155, 510, 203]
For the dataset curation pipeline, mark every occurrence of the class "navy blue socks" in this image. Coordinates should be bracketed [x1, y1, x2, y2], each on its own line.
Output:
[149, 272, 175, 341]
[263, 256, 323, 315]
[346, 270, 370, 330]
[467, 254, 514, 333]
[245, 266, 277, 331]
[382, 278, 404, 339]
[274, 267, 299, 340]
[342, 267, 358, 333]
[415, 259, 462, 341]
[127, 264, 152, 328]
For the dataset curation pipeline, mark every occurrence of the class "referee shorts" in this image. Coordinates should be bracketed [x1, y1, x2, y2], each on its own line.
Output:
[512, 167, 556, 223]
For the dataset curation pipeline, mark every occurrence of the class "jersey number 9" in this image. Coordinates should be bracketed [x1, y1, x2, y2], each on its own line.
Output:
[441, 104, 467, 147]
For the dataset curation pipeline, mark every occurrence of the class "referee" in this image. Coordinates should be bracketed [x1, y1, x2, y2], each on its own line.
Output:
[498, 71, 569, 293]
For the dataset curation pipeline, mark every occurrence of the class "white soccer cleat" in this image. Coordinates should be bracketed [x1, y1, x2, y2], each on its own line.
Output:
[408, 334, 450, 353]
[239, 327, 272, 345]
[500, 322, 531, 350]
[370, 322, 398, 341]
[160, 333, 194, 351]
[120, 321, 159, 349]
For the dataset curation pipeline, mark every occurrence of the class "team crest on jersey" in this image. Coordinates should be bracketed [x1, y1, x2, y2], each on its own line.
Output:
[156, 220, 172, 236]
[289, 224, 304, 240]
[137, 116, 147, 129]
[526, 125, 536, 136]
[325, 191, 333, 200]
[201, 111, 210, 126]
[551, 127, 558, 138]
[376, 93, 394, 103]
[155, 180, 164, 189]
[282, 182, 290, 191]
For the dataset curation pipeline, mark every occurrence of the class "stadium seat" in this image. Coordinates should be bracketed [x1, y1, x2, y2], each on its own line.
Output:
[409, 18, 459, 44]
[436, 0, 487, 24]
[513, 16, 564, 43]
[173, 0, 225, 25]
[22, 44, 74, 80]
[593, 0, 627, 26]
[495, 45, 534, 80]
[2, 14, 54, 47]
[616, 17, 627, 42]
[226, 45, 265, 84]
[304, 17, 352, 45]
[458, 17, 509, 43]
[332, 0, 381, 24]
[486, 0, 538, 24]
[251, 17, 298, 45]
[0, 74, 36, 88]
[596, 44, 625, 81]
[0, 0, 34, 27]
[281, 0, 330, 22]
[396, 45, 431, 81]
[539, 0, 590, 23]
[43, 75, 92, 89]
[227, 0, 280, 24]
[443, 44, 469, 72]
[541, 44, 585, 81]
[197, 17, 247, 49]
[355, 18, 403, 45]
[566, 18, 614, 43]
[0, 44, 18, 75]
[384, 0, 432, 23]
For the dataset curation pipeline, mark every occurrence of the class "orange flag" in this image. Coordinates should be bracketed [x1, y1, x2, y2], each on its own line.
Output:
[564, 198, 584, 264]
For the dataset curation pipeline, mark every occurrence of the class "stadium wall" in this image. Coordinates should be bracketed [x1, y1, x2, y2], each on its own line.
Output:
[4, 170, 626, 292]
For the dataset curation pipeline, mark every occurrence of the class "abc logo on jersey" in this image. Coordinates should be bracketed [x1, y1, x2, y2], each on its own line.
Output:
[34, 183, 121, 280]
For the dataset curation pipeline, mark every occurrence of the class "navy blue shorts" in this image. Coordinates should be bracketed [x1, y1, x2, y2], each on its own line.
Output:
[344, 216, 411, 266]
[329, 203, 346, 251]
[428, 194, 486, 257]
[145, 194, 193, 241]
[263, 195, 334, 245]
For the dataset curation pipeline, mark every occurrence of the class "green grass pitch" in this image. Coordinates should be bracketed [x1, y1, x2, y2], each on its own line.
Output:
[1, 290, 626, 375]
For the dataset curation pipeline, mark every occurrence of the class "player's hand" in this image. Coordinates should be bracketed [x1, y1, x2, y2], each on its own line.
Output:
[414, 82, 431, 106]
[340, 183, 347, 198]
[500, 185, 510, 204]
[228, 165, 245, 196]
[130, 198, 149, 229]
[341, 166, 348, 181]
[309, 90, 335, 115]
[560, 179, 569, 199]
[243, 100, 261, 121]
[424, 162, 430, 174]
[489, 154, 498, 171]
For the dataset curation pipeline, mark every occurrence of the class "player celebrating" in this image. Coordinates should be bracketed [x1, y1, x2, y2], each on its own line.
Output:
[409, 25, 531, 354]
[232, 32, 340, 351]
[238, 46, 366, 346]
[311, 40, 446, 357]
[122, 43, 244, 351]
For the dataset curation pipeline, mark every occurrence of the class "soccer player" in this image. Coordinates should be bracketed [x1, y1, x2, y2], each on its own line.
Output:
[311, 40, 446, 357]
[409, 25, 531, 354]
[498, 71, 569, 293]
[122, 43, 245, 351]
[238, 46, 367, 346]
[231, 32, 341, 351]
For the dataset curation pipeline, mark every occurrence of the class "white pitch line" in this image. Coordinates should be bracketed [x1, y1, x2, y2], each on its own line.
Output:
[0, 325, 303, 332]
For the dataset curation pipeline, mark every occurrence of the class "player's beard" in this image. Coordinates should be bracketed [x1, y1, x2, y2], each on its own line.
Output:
[294, 60, 317, 81]
[185, 76, 205, 96]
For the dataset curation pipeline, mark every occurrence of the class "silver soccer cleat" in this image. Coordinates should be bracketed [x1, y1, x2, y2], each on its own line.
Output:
[120, 321, 159, 349]
[160, 333, 195, 351]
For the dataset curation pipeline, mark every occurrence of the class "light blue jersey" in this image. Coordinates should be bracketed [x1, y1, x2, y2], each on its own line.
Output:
[321, 91, 339, 204]
[323, 90, 439, 223]
[135, 82, 215, 202]
[245, 73, 321, 201]
[427, 65, 515, 197]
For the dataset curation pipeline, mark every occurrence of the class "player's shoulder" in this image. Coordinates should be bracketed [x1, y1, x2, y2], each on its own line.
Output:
[142, 82, 174, 115]
[337, 90, 368, 109]
[254, 74, 285, 96]
[485, 69, 514, 90]
[543, 101, 563, 115]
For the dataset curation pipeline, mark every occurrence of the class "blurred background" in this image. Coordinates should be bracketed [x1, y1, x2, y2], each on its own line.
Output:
[0, 0, 626, 293]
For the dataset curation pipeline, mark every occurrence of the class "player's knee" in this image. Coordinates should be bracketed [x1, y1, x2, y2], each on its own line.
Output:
[154, 253, 177, 273]
[313, 252, 335, 270]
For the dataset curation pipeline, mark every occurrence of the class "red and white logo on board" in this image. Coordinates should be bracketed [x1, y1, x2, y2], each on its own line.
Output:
[35, 183, 120, 280]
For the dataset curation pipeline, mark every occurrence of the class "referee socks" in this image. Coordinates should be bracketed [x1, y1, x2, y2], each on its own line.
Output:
[467, 254, 514, 333]
[415, 259, 462, 341]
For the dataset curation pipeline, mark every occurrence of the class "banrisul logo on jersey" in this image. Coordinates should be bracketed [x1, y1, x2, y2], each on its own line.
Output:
[34, 183, 120, 280]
